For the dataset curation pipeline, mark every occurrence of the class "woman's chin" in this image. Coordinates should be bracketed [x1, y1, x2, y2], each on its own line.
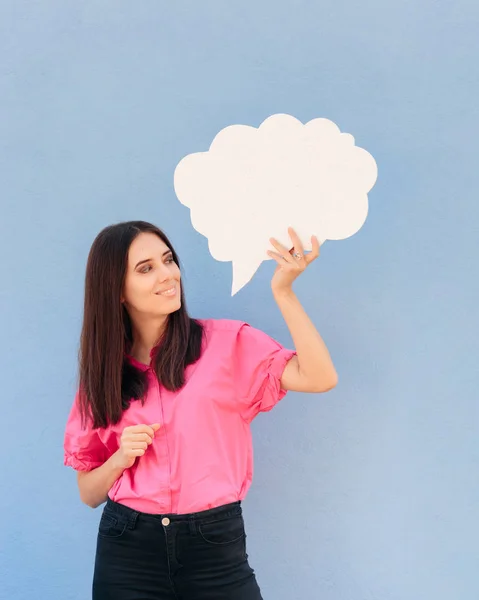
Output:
[163, 299, 182, 314]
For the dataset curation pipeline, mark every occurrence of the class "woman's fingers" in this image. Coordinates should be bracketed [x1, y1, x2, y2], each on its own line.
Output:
[129, 424, 158, 437]
[115, 424, 161, 468]
[305, 235, 320, 264]
[270, 230, 320, 264]
[270, 229, 315, 265]
[130, 442, 149, 451]
[123, 424, 160, 442]
[123, 432, 153, 445]
[269, 237, 294, 262]
[128, 448, 146, 457]
[288, 227, 305, 261]
[120, 424, 162, 459]
[267, 250, 289, 265]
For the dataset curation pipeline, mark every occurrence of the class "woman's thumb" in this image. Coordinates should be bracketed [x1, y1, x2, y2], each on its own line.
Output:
[151, 423, 161, 432]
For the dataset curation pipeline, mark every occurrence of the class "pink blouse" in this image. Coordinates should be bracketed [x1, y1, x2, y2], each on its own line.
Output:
[64, 319, 295, 514]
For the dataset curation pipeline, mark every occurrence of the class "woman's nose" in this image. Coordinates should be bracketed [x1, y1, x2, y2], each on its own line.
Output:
[157, 265, 173, 282]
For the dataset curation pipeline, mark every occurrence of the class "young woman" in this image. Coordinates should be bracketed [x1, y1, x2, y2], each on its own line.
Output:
[64, 220, 337, 600]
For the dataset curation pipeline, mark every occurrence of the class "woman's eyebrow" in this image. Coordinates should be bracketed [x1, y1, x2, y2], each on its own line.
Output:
[134, 251, 172, 269]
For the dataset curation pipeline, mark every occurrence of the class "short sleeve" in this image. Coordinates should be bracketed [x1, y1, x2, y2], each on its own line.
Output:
[63, 392, 109, 472]
[234, 323, 296, 422]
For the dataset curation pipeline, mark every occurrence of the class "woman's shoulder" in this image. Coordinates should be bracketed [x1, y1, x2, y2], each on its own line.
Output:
[191, 319, 246, 359]
[195, 318, 273, 352]
[195, 319, 248, 344]
[196, 318, 247, 336]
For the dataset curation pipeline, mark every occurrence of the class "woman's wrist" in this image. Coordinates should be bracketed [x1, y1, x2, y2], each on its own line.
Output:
[109, 449, 128, 473]
[272, 285, 296, 301]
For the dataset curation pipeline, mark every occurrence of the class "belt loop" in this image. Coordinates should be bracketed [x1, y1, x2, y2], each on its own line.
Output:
[188, 515, 197, 535]
[128, 510, 139, 530]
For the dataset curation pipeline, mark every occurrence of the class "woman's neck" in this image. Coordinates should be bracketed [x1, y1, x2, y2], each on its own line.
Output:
[129, 315, 168, 364]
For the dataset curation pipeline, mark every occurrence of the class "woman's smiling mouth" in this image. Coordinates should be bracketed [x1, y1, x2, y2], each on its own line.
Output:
[156, 286, 177, 297]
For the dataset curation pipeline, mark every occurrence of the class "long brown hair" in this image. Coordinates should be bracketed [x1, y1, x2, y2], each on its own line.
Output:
[78, 221, 204, 429]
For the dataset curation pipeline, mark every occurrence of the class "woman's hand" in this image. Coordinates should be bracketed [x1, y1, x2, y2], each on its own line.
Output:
[268, 227, 320, 296]
[113, 423, 161, 469]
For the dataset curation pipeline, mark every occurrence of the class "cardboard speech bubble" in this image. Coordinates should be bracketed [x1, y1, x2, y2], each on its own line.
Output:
[174, 114, 378, 295]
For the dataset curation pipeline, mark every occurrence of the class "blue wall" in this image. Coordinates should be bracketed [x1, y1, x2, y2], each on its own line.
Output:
[1, 2, 478, 599]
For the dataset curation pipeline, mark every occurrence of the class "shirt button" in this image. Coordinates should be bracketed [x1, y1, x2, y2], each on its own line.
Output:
[161, 517, 170, 527]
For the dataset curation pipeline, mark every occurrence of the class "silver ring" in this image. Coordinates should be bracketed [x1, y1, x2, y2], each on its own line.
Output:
[293, 253, 302, 260]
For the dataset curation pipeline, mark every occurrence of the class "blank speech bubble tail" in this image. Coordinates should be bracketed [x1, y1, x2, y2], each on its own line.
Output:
[231, 260, 262, 296]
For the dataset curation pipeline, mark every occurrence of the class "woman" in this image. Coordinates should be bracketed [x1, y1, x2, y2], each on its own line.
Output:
[64, 220, 337, 600]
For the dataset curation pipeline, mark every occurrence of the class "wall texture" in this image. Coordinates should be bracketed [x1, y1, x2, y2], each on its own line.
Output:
[1, 1, 478, 599]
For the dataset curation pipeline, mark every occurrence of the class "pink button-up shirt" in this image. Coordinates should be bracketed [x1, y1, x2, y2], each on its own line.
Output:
[64, 319, 295, 514]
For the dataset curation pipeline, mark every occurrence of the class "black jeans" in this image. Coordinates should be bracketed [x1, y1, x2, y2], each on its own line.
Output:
[92, 498, 263, 599]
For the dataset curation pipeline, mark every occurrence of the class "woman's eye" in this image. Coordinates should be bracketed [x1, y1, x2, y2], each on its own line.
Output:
[140, 265, 152, 273]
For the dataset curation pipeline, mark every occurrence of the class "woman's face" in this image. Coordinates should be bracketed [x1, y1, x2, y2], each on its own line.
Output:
[122, 232, 182, 319]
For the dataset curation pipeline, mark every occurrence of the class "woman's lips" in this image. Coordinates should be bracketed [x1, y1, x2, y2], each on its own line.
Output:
[156, 286, 177, 297]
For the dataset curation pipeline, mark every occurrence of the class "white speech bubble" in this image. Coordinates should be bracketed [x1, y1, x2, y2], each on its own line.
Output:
[174, 113, 378, 295]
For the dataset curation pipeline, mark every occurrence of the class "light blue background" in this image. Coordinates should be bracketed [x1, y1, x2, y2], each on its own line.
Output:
[1, 2, 478, 599]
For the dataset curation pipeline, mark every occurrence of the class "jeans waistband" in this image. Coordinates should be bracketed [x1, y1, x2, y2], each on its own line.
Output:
[105, 498, 242, 526]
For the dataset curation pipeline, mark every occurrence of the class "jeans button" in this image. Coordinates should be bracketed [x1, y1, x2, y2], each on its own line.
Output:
[161, 517, 170, 526]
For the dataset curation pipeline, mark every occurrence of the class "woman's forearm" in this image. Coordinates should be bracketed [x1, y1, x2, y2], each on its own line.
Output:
[274, 289, 338, 391]
[77, 451, 125, 509]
